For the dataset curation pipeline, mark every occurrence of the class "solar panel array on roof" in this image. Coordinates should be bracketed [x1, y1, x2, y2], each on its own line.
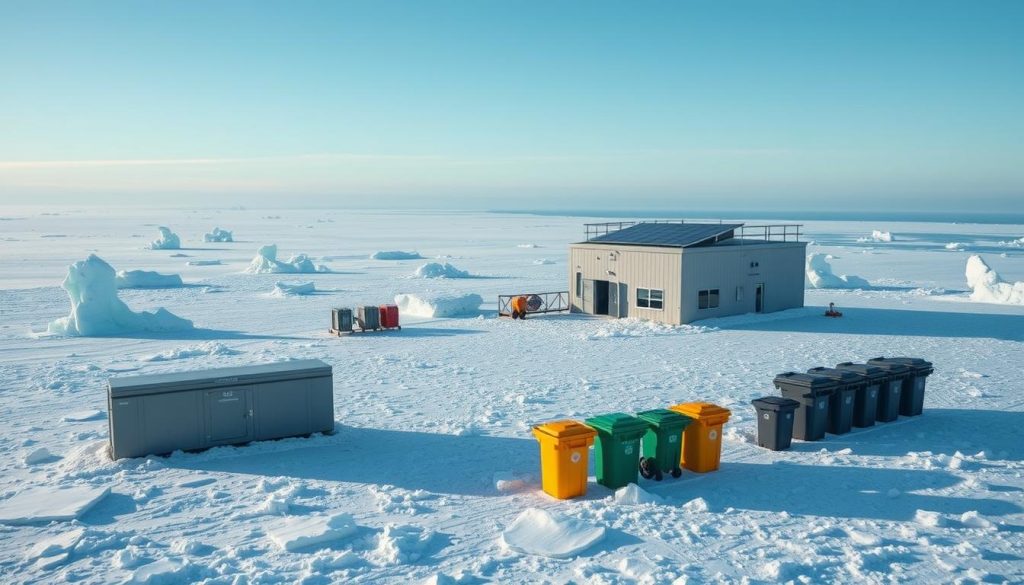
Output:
[588, 223, 744, 248]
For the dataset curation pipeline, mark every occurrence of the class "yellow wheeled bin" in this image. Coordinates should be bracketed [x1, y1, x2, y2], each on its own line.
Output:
[668, 402, 732, 473]
[532, 420, 597, 499]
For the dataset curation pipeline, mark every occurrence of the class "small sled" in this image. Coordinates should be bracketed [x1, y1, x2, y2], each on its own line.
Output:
[824, 302, 843, 318]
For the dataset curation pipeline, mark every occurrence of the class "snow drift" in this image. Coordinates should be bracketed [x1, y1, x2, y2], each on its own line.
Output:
[245, 245, 328, 274]
[501, 508, 604, 558]
[965, 255, 1024, 305]
[115, 269, 183, 289]
[271, 281, 316, 297]
[394, 293, 483, 318]
[203, 227, 233, 242]
[147, 226, 181, 250]
[805, 254, 871, 289]
[413, 262, 471, 279]
[371, 250, 423, 260]
[47, 255, 194, 336]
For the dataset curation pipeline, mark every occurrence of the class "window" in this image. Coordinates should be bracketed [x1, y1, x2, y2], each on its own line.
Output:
[637, 287, 664, 310]
[698, 289, 720, 310]
[575, 272, 582, 297]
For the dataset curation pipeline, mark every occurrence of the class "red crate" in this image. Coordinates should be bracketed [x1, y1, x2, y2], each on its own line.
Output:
[379, 304, 400, 329]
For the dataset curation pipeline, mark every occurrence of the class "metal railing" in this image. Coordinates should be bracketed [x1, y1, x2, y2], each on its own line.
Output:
[498, 291, 571, 317]
[583, 220, 801, 243]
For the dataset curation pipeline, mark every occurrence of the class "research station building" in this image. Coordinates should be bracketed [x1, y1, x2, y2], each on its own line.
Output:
[568, 221, 807, 325]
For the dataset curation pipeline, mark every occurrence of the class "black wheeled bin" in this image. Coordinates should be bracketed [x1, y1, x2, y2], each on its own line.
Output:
[857, 360, 909, 422]
[834, 362, 886, 426]
[751, 396, 800, 450]
[806, 367, 861, 435]
[868, 357, 933, 417]
[772, 372, 837, 441]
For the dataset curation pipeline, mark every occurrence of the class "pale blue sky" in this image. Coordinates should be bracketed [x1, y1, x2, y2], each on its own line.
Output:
[1, 1, 1022, 211]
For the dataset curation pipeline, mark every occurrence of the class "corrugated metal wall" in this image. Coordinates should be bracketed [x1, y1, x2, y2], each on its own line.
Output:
[568, 244, 683, 324]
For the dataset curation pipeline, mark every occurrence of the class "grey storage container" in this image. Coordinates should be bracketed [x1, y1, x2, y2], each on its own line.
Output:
[773, 372, 836, 441]
[857, 360, 909, 422]
[332, 308, 353, 332]
[108, 359, 334, 459]
[834, 362, 886, 426]
[868, 357, 933, 417]
[806, 367, 862, 435]
[357, 305, 380, 330]
[751, 396, 799, 451]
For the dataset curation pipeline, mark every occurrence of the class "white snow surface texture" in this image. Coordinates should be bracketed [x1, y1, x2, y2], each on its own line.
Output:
[146, 226, 181, 250]
[966, 254, 1024, 305]
[203, 227, 233, 243]
[806, 253, 871, 289]
[46, 255, 194, 336]
[245, 244, 328, 274]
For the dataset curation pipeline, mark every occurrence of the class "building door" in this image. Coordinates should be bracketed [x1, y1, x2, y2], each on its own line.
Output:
[594, 280, 610, 315]
[582, 279, 595, 314]
[755, 283, 765, 313]
[618, 283, 628, 318]
[205, 386, 253, 445]
[608, 281, 619, 318]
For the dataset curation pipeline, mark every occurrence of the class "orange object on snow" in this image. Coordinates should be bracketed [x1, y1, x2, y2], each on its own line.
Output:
[510, 295, 529, 319]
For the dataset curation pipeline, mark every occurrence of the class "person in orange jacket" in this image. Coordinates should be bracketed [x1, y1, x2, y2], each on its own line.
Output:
[510, 295, 529, 320]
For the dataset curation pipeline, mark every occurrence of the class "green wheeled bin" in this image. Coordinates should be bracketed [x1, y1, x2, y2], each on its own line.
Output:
[584, 413, 649, 489]
[635, 409, 692, 481]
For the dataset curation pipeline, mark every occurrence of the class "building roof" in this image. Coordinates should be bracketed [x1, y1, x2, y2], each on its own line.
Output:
[586, 222, 743, 248]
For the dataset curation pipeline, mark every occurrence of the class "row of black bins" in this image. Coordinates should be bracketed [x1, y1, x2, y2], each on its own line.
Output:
[752, 357, 934, 451]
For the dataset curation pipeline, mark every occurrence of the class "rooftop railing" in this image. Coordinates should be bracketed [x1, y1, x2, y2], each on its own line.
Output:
[583, 220, 802, 243]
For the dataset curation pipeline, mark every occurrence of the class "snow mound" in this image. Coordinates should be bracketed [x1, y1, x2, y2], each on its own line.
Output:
[203, 227, 233, 242]
[533, 258, 555, 265]
[47, 255, 195, 336]
[857, 230, 893, 243]
[965, 255, 1024, 305]
[501, 508, 604, 559]
[805, 254, 871, 289]
[945, 242, 967, 251]
[583, 318, 712, 340]
[147, 226, 181, 250]
[371, 250, 423, 260]
[271, 281, 316, 297]
[24, 447, 57, 465]
[0, 485, 110, 525]
[129, 558, 190, 584]
[414, 262, 472, 279]
[141, 342, 241, 362]
[394, 293, 483, 318]
[613, 484, 664, 505]
[61, 409, 105, 422]
[267, 513, 358, 552]
[245, 244, 328, 274]
[373, 524, 435, 565]
[27, 528, 85, 562]
[115, 270, 183, 289]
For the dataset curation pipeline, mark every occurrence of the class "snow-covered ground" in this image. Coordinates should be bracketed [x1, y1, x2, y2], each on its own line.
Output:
[0, 208, 1022, 584]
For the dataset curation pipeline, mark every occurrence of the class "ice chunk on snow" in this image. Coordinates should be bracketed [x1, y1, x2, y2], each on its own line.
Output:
[23, 447, 57, 465]
[267, 513, 358, 551]
[914, 509, 946, 527]
[141, 342, 240, 362]
[128, 558, 189, 584]
[998, 236, 1024, 248]
[857, 230, 893, 243]
[965, 255, 1024, 305]
[47, 255, 194, 336]
[533, 258, 555, 265]
[394, 293, 483, 318]
[203, 227, 233, 242]
[271, 281, 316, 297]
[115, 269, 183, 289]
[414, 262, 471, 279]
[945, 242, 966, 251]
[959, 511, 996, 531]
[682, 497, 710, 513]
[493, 471, 530, 492]
[0, 485, 110, 525]
[517, 243, 539, 248]
[371, 250, 423, 260]
[373, 524, 434, 565]
[61, 409, 105, 422]
[27, 528, 85, 560]
[614, 484, 664, 505]
[501, 508, 604, 559]
[147, 226, 181, 250]
[245, 244, 328, 274]
[805, 254, 871, 289]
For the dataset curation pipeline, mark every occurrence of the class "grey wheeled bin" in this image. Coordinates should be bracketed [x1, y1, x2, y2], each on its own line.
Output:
[858, 361, 909, 422]
[751, 397, 800, 451]
[834, 362, 886, 427]
[357, 305, 381, 330]
[868, 357, 933, 417]
[331, 308, 353, 333]
[773, 372, 837, 441]
[806, 367, 861, 435]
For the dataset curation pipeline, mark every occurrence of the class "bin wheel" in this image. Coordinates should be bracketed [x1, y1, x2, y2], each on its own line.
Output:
[654, 469, 664, 481]
[639, 457, 655, 480]
[670, 467, 682, 479]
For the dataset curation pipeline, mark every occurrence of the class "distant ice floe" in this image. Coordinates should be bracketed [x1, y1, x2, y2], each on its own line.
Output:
[394, 293, 483, 317]
[516, 243, 540, 248]
[203, 227, 233, 242]
[857, 230, 894, 243]
[271, 281, 316, 297]
[371, 250, 423, 260]
[805, 253, 871, 289]
[187, 260, 222, 266]
[245, 244, 328, 274]
[115, 269, 183, 289]
[965, 254, 1024, 305]
[47, 255, 194, 336]
[501, 508, 604, 558]
[998, 236, 1024, 248]
[533, 258, 555, 265]
[945, 242, 967, 251]
[413, 262, 471, 279]
[147, 226, 181, 250]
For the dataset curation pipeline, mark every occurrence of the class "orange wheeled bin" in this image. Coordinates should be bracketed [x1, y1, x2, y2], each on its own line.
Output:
[532, 420, 597, 499]
[668, 402, 732, 473]
[378, 304, 400, 329]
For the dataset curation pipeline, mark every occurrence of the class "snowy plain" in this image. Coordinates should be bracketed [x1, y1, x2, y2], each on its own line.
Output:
[0, 207, 1022, 584]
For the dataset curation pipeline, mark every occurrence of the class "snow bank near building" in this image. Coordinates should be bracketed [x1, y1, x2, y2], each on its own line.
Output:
[371, 250, 423, 260]
[147, 226, 181, 250]
[203, 227, 233, 242]
[245, 245, 328, 274]
[413, 262, 471, 279]
[501, 508, 604, 558]
[394, 293, 483, 318]
[47, 255, 194, 336]
[965, 255, 1024, 305]
[805, 254, 871, 289]
[271, 281, 316, 297]
[115, 269, 183, 289]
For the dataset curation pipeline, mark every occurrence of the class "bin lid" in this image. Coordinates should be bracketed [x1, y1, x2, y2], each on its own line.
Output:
[806, 367, 866, 386]
[862, 359, 911, 377]
[584, 412, 649, 435]
[751, 396, 800, 412]
[868, 357, 933, 375]
[532, 420, 596, 440]
[635, 408, 691, 429]
[109, 359, 333, 398]
[773, 372, 838, 394]
[834, 362, 886, 380]
[668, 402, 732, 424]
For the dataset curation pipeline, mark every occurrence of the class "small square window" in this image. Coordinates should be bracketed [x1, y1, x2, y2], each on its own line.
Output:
[637, 287, 663, 310]
[698, 289, 720, 310]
